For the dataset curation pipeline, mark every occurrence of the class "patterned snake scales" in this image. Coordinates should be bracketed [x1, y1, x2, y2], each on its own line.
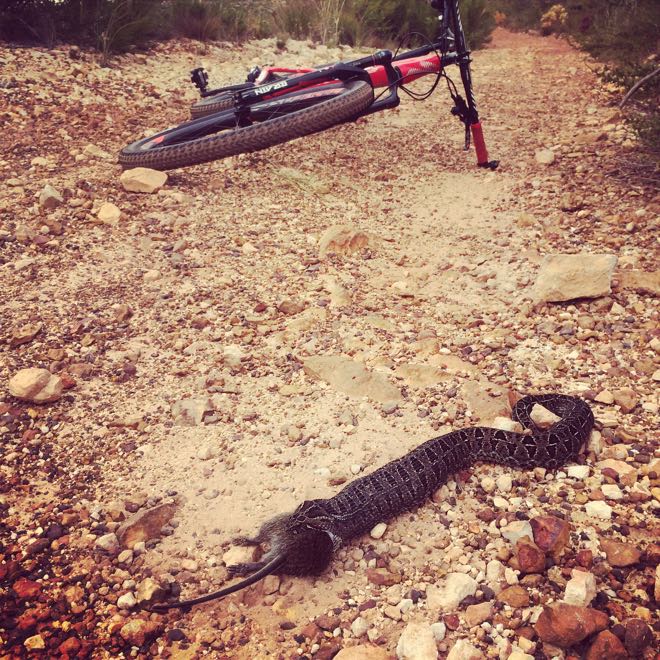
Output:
[152, 394, 594, 610]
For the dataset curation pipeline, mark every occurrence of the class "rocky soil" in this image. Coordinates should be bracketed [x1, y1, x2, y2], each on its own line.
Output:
[1, 29, 658, 660]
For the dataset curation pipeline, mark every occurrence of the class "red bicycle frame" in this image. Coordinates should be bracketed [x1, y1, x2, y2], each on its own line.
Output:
[193, 0, 497, 169]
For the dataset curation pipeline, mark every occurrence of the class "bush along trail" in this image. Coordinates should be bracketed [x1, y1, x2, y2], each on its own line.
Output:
[1, 30, 658, 659]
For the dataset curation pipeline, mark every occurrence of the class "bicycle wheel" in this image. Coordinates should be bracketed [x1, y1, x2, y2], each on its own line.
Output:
[119, 80, 373, 171]
[190, 83, 254, 119]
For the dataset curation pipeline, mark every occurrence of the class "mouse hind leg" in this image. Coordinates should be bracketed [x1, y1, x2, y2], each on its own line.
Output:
[231, 534, 262, 547]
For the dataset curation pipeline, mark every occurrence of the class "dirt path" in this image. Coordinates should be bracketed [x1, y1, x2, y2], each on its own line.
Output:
[1, 30, 658, 659]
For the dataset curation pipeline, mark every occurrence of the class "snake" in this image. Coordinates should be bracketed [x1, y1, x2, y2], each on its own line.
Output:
[150, 393, 594, 611]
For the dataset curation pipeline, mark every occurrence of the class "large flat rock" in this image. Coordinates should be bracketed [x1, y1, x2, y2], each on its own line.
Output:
[534, 253, 617, 302]
[303, 355, 402, 403]
[618, 269, 659, 296]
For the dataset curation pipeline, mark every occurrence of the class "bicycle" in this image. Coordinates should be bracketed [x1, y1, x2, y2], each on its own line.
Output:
[119, 0, 499, 171]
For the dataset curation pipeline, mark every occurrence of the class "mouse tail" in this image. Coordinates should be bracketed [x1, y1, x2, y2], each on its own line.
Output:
[147, 554, 286, 612]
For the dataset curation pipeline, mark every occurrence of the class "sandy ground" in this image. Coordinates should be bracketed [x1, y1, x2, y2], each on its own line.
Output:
[1, 28, 658, 660]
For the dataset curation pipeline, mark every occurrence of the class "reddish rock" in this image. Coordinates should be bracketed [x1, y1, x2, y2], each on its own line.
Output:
[58, 637, 82, 656]
[315, 645, 344, 660]
[59, 373, 77, 390]
[26, 538, 50, 557]
[365, 567, 400, 586]
[535, 603, 609, 647]
[12, 578, 42, 599]
[116, 502, 178, 548]
[444, 613, 460, 630]
[585, 630, 628, 660]
[278, 299, 306, 315]
[464, 602, 493, 627]
[16, 613, 37, 632]
[119, 619, 162, 646]
[601, 467, 620, 482]
[61, 511, 80, 527]
[33, 605, 51, 622]
[520, 574, 544, 588]
[531, 516, 571, 558]
[316, 614, 340, 631]
[612, 388, 638, 413]
[300, 622, 321, 641]
[643, 543, 660, 565]
[624, 618, 652, 655]
[600, 539, 641, 567]
[606, 602, 627, 623]
[516, 537, 546, 574]
[358, 599, 377, 612]
[476, 508, 497, 523]
[576, 549, 594, 569]
[497, 585, 530, 608]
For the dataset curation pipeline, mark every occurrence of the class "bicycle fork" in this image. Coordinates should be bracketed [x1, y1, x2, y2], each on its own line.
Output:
[456, 61, 498, 170]
[447, 0, 499, 170]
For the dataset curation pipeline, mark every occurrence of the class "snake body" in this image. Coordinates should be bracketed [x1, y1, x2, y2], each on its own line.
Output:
[152, 394, 594, 610]
[318, 393, 594, 544]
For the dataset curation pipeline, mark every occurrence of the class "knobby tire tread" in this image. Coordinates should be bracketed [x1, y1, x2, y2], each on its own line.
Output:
[119, 80, 373, 171]
[190, 93, 237, 119]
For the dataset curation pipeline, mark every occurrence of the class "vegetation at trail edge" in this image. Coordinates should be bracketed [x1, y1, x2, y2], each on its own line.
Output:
[493, 0, 659, 156]
[0, 0, 494, 52]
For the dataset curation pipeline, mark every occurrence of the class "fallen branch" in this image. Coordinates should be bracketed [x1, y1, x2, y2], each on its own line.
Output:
[619, 65, 660, 108]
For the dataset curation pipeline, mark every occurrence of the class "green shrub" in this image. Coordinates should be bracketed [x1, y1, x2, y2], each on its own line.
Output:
[337, 0, 495, 49]
[0, 0, 58, 46]
[273, 0, 319, 40]
[460, 0, 496, 49]
[174, 0, 225, 41]
[570, 0, 659, 63]
[629, 111, 660, 158]
[0, 0, 168, 51]
[540, 3, 567, 35]
[96, 0, 167, 62]
[489, 0, 548, 30]
[0, 0, 497, 54]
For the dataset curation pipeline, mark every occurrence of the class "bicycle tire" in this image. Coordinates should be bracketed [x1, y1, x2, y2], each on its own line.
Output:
[190, 92, 237, 119]
[119, 80, 373, 171]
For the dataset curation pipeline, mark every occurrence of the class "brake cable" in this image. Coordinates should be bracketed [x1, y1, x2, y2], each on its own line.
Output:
[396, 31, 444, 101]
[370, 31, 474, 150]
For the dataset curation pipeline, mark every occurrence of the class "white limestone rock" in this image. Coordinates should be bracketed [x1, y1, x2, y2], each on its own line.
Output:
[563, 569, 597, 606]
[120, 167, 168, 193]
[426, 573, 478, 611]
[534, 253, 617, 302]
[8, 368, 63, 403]
[396, 621, 437, 660]
[447, 639, 485, 660]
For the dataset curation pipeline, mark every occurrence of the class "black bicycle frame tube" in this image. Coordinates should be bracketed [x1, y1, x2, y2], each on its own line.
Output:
[390, 44, 458, 66]
[235, 64, 371, 106]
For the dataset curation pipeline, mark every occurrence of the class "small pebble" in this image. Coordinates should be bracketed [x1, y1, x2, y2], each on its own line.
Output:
[370, 522, 387, 539]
